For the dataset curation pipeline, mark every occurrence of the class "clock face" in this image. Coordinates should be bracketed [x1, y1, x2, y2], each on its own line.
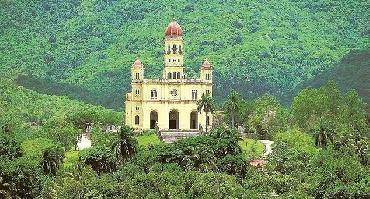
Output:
[170, 89, 178, 97]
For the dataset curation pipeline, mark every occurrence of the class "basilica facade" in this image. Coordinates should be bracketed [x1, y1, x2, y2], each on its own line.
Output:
[125, 20, 213, 132]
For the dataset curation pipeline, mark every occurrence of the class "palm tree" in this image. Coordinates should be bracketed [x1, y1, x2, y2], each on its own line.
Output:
[41, 146, 65, 176]
[112, 125, 138, 162]
[313, 126, 335, 148]
[197, 94, 215, 133]
[224, 91, 241, 128]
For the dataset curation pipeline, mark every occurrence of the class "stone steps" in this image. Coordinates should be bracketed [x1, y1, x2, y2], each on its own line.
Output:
[160, 131, 199, 143]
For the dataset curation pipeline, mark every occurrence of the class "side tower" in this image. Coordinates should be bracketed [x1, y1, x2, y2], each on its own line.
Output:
[200, 59, 213, 84]
[125, 58, 144, 129]
[163, 20, 184, 79]
[199, 59, 213, 128]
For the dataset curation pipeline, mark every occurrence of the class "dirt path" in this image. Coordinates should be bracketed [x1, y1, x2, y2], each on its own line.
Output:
[77, 133, 91, 150]
[259, 140, 274, 157]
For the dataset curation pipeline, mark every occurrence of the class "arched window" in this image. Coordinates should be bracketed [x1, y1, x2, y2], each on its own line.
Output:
[179, 45, 182, 54]
[168, 72, 172, 79]
[151, 89, 157, 99]
[135, 115, 139, 125]
[172, 44, 177, 54]
[173, 72, 176, 79]
[177, 72, 180, 79]
[135, 73, 140, 80]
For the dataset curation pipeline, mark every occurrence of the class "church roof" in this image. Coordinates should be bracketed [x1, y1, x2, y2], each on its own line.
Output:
[202, 58, 212, 68]
[165, 20, 183, 37]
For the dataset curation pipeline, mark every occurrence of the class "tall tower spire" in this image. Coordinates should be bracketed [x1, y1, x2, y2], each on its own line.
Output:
[163, 19, 185, 79]
[164, 19, 184, 67]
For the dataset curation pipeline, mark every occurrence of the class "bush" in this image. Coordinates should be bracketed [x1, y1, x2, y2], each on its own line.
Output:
[80, 146, 117, 175]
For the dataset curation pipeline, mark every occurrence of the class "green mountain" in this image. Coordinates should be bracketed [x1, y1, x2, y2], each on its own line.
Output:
[289, 49, 370, 111]
[1, 0, 368, 110]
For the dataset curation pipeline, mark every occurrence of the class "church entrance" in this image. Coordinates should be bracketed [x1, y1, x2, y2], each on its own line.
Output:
[190, 111, 198, 129]
[150, 111, 158, 129]
[169, 110, 179, 129]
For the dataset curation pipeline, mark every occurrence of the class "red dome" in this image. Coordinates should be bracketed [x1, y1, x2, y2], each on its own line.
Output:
[165, 20, 183, 37]
[133, 58, 142, 66]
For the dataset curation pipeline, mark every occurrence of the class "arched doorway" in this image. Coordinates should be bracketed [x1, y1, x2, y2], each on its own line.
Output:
[150, 111, 158, 129]
[190, 111, 198, 129]
[169, 110, 179, 129]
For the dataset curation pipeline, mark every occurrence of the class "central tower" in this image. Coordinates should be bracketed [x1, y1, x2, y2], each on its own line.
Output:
[125, 20, 213, 134]
[163, 19, 184, 79]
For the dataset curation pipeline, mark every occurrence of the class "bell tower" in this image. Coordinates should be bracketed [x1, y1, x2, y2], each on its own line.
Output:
[163, 19, 185, 79]
[131, 58, 144, 81]
[200, 58, 213, 83]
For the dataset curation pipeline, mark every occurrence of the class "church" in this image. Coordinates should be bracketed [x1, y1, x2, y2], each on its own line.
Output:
[125, 20, 213, 132]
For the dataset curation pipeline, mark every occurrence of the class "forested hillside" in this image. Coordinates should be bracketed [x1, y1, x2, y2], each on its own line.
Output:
[290, 49, 370, 109]
[0, 0, 368, 110]
[0, 71, 121, 141]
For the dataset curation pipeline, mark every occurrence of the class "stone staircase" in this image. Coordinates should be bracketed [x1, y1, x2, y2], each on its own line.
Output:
[76, 133, 92, 150]
[160, 130, 200, 143]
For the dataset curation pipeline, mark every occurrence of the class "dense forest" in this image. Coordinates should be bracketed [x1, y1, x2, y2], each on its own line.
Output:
[0, 0, 369, 198]
[1, 79, 369, 198]
[1, 0, 368, 109]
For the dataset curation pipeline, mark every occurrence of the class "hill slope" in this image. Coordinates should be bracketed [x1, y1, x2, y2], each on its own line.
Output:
[1, 0, 368, 109]
[289, 49, 370, 109]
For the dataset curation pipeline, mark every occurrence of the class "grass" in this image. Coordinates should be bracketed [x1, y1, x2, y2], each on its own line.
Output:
[63, 150, 80, 170]
[137, 133, 161, 147]
[238, 138, 265, 158]
[21, 138, 55, 158]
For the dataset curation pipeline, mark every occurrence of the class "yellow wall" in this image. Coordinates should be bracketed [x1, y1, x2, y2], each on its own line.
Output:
[125, 23, 213, 131]
[125, 79, 213, 131]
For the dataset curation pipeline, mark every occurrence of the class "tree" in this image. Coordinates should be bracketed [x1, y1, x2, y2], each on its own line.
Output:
[197, 94, 215, 133]
[0, 134, 22, 159]
[80, 146, 117, 175]
[312, 126, 335, 148]
[247, 95, 282, 139]
[224, 90, 242, 128]
[0, 157, 42, 198]
[68, 109, 98, 134]
[112, 125, 138, 162]
[40, 145, 65, 176]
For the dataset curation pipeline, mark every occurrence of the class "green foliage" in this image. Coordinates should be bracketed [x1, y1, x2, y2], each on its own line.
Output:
[40, 145, 65, 176]
[223, 90, 242, 127]
[197, 94, 216, 133]
[0, 134, 22, 159]
[112, 125, 138, 162]
[42, 117, 79, 150]
[80, 146, 117, 175]
[1, 0, 368, 110]
[0, 157, 42, 198]
[155, 126, 243, 174]
[21, 137, 56, 158]
[310, 148, 370, 198]
[292, 49, 370, 111]
[292, 81, 368, 137]
[238, 138, 265, 158]
[91, 129, 117, 148]
[63, 150, 79, 171]
[137, 132, 161, 147]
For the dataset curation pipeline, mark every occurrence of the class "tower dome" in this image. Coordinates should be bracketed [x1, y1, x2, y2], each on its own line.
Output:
[165, 20, 183, 37]
[133, 58, 142, 66]
[202, 58, 212, 68]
